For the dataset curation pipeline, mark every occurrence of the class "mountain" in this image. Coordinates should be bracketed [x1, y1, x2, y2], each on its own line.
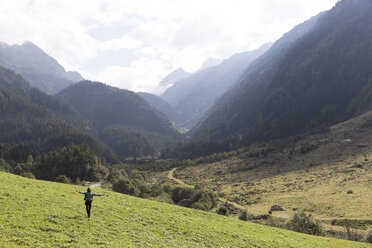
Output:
[57, 81, 183, 157]
[161, 43, 272, 129]
[0, 41, 83, 94]
[157, 68, 191, 94]
[182, 0, 372, 158]
[138, 92, 180, 126]
[197, 57, 223, 72]
[0, 66, 113, 159]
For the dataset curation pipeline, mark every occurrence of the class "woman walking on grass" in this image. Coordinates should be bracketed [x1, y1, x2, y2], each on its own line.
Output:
[76, 188, 104, 219]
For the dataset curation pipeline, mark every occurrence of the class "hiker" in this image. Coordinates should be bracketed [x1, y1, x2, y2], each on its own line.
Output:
[76, 188, 104, 219]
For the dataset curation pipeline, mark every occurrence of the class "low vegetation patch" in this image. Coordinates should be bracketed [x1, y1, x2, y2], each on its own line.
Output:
[286, 211, 323, 236]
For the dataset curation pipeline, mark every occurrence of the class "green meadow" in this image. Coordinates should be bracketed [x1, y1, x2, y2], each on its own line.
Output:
[0, 172, 369, 247]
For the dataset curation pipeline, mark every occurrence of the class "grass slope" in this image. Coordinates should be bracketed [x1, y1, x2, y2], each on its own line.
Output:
[0, 172, 369, 247]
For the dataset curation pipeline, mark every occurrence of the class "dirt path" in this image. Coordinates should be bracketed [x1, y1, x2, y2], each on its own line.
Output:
[168, 167, 245, 210]
[88, 182, 103, 188]
[168, 168, 194, 188]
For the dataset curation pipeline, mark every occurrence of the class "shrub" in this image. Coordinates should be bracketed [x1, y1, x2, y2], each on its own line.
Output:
[344, 221, 364, 242]
[112, 179, 140, 196]
[151, 193, 174, 204]
[0, 158, 11, 171]
[55, 175, 71, 184]
[238, 209, 253, 221]
[139, 184, 165, 198]
[21, 172, 35, 179]
[149, 184, 164, 197]
[190, 202, 209, 211]
[191, 189, 218, 210]
[216, 205, 228, 216]
[266, 216, 287, 229]
[286, 211, 323, 236]
[362, 229, 372, 243]
[138, 184, 151, 198]
[171, 187, 193, 203]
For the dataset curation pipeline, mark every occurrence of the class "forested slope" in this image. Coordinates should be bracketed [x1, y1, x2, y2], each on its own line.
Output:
[171, 0, 372, 158]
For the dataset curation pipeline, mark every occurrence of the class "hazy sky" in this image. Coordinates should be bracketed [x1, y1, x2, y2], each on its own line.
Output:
[0, 0, 338, 94]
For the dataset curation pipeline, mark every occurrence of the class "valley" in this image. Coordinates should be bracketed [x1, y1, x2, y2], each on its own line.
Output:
[149, 111, 372, 234]
[0, 0, 371, 246]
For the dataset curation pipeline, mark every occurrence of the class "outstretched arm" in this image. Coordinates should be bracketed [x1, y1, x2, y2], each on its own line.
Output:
[76, 190, 84, 194]
[93, 193, 105, 196]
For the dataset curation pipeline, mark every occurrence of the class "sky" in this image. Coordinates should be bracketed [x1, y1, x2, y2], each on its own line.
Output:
[0, 0, 339, 94]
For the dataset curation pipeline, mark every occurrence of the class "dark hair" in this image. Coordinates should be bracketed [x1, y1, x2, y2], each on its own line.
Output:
[87, 187, 91, 192]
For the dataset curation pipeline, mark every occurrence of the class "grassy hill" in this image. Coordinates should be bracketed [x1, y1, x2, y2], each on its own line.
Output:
[0, 172, 369, 247]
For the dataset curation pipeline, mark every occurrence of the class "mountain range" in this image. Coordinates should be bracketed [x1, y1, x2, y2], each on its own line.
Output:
[157, 43, 272, 129]
[138, 92, 181, 127]
[1, 0, 371, 162]
[0, 41, 83, 94]
[157, 67, 191, 94]
[0, 65, 115, 160]
[165, 0, 372, 158]
[0, 64, 182, 159]
[57, 81, 182, 157]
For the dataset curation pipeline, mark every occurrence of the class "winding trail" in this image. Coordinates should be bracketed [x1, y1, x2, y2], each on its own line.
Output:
[168, 167, 245, 210]
[168, 168, 193, 188]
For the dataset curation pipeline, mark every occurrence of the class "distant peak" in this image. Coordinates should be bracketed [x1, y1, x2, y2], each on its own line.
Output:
[173, 67, 186, 73]
[19, 41, 45, 53]
[160, 68, 191, 86]
[258, 42, 274, 50]
[0, 41, 9, 47]
[21, 41, 38, 48]
[197, 57, 223, 72]
[67, 71, 84, 82]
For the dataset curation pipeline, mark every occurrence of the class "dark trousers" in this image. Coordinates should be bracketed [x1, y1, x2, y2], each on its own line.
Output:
[85, 200, 92, 218]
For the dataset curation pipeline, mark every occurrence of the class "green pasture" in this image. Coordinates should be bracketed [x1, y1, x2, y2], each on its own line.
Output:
[0, 172, 369, 247]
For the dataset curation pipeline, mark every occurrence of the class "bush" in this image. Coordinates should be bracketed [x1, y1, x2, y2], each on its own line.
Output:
[191, 189, 218, 210]
[0, 158, 11, 171]
[171, 187, 193, 203]
[21, 172, 35, 179]
[112, 179, 140, 196]
[139, 184, 165, 198]
[55, 175, 71, 184]
[286, 211, 323, 236]
[148, 184, 164, 197]
[344, 221, 364, 242]
[266, 216, 287, 229]
[190, 202, 209, 211]
[238, 209, 252, 221]
[362, 229, 372, 243]
[151, 193, 173, 204]
[216, 205, 228, 216]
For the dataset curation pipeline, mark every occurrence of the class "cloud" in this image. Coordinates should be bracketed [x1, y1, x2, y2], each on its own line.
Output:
[91, 58, 171, 94]
[0, 0, 339, 93]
